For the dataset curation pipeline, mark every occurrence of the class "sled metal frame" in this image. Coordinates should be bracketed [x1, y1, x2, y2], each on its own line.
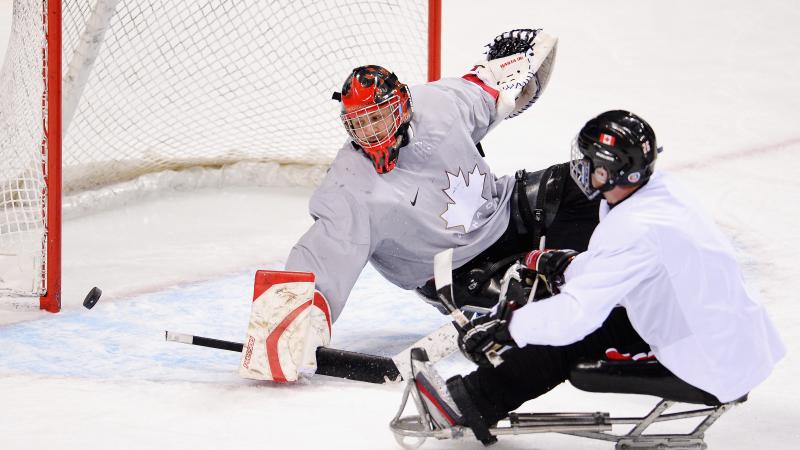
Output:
[390, 377, 744, 450]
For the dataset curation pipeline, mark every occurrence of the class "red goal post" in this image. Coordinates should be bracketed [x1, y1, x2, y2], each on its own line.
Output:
[0, 0, 442, 312]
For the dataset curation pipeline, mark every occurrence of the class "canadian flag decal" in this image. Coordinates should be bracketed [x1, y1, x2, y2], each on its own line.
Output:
[600, 133, 616, 146]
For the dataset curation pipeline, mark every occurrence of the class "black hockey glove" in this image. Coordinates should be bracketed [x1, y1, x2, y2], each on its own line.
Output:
[523, 249, 579, 295]
[456, 297, 517, 367]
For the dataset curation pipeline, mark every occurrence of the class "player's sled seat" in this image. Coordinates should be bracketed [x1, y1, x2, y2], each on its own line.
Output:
[570, 358, 736, 406]
[390, 356, 747, 450]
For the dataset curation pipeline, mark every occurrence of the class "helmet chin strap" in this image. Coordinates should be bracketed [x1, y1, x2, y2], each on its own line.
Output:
[395, 121, 412, 148]
[382, 122, 412, 170]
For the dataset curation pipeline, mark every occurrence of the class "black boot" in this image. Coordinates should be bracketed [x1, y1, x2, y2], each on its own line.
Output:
[447, 375, 498, 446]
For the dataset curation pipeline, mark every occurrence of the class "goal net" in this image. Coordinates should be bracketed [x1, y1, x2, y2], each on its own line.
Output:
[0, 0, 440, 310]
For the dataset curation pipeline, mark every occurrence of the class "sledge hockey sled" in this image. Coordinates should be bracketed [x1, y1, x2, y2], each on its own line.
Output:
[390, 352, 746, 450]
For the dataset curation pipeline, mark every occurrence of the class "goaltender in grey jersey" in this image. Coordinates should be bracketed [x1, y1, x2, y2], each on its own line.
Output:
[286, 78, 513, 319]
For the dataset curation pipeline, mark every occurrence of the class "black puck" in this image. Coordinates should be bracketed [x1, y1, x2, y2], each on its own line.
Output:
[83, 287, 103, 309]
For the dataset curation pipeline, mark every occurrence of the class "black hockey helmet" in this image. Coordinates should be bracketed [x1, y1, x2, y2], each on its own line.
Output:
[570, 110, 660, 200]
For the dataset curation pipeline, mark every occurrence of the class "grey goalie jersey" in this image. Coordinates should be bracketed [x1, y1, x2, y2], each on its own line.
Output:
[286, 78, 516, 320]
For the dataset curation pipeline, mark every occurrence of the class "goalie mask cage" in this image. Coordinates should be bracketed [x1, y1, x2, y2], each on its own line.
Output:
[0, 0, 442, 312]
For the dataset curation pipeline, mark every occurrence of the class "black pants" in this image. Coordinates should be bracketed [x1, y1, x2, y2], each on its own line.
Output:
[462, 307, 648, 425]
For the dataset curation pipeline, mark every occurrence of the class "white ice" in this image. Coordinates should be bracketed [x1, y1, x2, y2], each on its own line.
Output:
[1, 0, 799, 449]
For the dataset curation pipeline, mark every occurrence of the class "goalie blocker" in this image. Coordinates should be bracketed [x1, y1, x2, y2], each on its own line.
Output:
[239, 270, 332, 382]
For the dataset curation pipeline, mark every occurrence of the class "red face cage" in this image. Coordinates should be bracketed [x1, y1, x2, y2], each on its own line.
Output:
[338, 65, 412, 173]
[341, 96, 403, 148]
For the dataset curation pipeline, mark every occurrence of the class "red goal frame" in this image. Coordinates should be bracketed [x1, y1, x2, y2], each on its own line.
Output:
[42, 0, 62, 312]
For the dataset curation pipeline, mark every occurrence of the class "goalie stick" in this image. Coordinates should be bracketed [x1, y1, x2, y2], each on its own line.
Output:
[165, 249, 480, 384]
[167, 322, 462, 385]
[166, 331, 400, 384]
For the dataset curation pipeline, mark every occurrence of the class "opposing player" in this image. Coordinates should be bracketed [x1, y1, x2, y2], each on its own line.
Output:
[411, 110, 786, 443]
[238, 29, 601, 382]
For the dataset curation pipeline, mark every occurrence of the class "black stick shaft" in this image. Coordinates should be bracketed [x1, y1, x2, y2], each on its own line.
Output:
[166, 331, 401, 384]
[192, 335, 243, 352]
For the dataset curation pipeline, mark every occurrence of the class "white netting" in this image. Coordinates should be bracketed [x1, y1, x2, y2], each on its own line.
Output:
[0, 0, 47, 296]
[0, 0, 433, 297]
[61, 0, 430, 192]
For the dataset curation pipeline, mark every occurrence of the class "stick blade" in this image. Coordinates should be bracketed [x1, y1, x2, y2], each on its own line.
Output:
[391, 323, 460, 377]
[433, 248, 466, 325]
[433, 249, 454, 289]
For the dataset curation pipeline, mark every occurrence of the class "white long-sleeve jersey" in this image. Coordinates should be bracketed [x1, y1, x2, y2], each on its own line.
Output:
[509, 171, 785, 402]
[286, 78, 515, 321]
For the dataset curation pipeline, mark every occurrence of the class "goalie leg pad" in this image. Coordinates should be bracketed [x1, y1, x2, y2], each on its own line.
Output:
[239, 270, 331, 382]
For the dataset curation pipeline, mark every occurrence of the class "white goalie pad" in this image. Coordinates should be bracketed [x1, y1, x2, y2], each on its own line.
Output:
[239, 270, 332, 382]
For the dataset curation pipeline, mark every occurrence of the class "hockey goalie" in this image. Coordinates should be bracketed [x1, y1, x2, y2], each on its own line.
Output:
[236, 28, 580, 383]
[240, 29, 576, 381]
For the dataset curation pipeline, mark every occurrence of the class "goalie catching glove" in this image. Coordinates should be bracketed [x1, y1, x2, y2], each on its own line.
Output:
[238, 270, 331, 382]
[464, 28, 558, 122]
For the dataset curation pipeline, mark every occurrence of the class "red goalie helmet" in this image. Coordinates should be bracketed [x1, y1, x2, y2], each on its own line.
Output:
[336, 65, 412, 174]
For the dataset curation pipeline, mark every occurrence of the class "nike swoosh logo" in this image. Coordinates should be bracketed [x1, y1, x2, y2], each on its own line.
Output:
[411, 188, 419, 206]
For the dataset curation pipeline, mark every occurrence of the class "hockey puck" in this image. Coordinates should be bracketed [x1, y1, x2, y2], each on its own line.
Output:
[83, 287, 103, 309]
